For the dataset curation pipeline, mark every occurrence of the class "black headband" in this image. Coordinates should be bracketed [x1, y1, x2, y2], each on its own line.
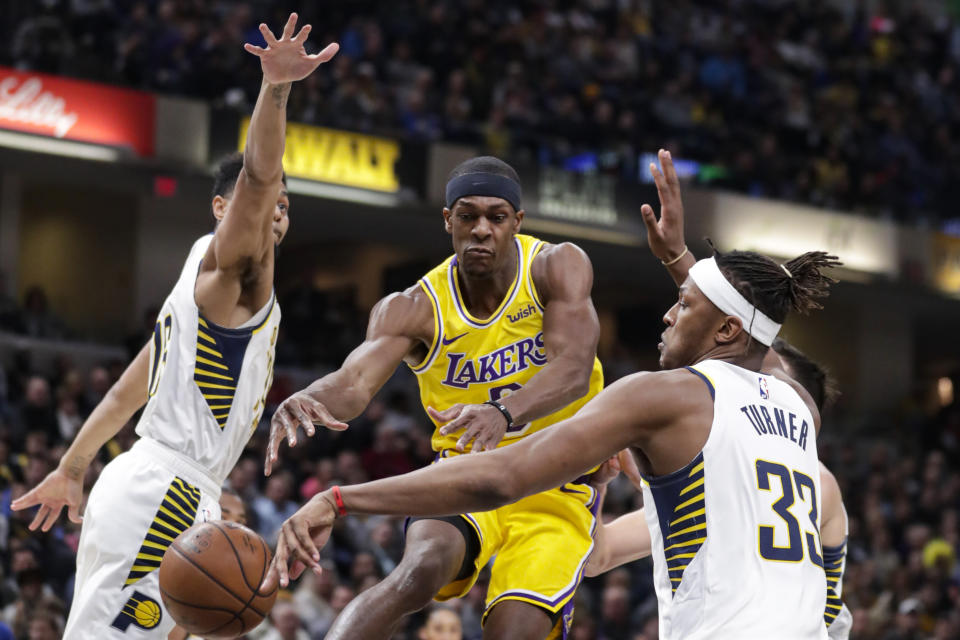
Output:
[445, 172, 522, 212]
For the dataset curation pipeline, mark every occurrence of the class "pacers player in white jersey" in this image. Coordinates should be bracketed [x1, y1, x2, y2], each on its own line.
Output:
[12, 13, 338, 639]
[581, 149, 853, 638]
[584, 338, 852, 639]
[267, 242, 841, 639]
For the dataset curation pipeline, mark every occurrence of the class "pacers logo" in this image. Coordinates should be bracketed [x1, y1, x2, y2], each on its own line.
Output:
[111, 591, 163, 632]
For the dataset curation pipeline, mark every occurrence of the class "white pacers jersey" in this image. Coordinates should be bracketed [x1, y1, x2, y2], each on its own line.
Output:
[641, 359, 827, 640]
[136, 234, 281, 485]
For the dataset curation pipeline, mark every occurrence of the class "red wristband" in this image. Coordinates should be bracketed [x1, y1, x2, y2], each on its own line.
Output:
[331, 485, 347, 517]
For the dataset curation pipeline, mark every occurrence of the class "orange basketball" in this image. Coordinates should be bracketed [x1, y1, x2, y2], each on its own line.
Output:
[158, 521, 278, 638]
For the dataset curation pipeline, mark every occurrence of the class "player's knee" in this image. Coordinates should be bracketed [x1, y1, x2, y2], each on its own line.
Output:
[391, 544, 459, 606]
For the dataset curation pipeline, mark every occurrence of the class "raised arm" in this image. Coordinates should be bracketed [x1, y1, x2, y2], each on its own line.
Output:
[264, 287, 433, 475]
[196, 14, 339, 324]
[11, 342, 151, 530]
[641, 149, 696, 286]
[431, 242, 600, 452]
[264, 369, 711, 587]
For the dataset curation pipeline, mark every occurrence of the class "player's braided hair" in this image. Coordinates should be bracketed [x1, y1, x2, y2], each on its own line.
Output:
[711, 242, 841, 324]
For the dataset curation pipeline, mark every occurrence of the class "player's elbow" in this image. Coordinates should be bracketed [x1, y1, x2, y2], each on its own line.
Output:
[568, 365, 593, 400]
[468, 472, 521, 511]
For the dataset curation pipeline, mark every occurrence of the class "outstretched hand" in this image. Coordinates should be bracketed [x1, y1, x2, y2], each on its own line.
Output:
[261, 493, 336, 591]
[640, 149, 687, 264]
[10, 467, 84, 532]
[266, 392, 349, 476]
[244, 13, 339, 85]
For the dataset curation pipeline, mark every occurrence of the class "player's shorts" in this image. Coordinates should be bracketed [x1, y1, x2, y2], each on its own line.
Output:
[64, 437, 221, 640]
[430, 471, 599, 640]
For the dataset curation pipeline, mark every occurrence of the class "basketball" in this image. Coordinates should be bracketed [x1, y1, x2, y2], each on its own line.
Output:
[158, 520, 278, 638]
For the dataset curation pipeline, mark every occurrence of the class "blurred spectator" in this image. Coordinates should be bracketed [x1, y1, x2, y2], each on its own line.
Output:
[419, 605, 462, 640]
[292, 563, 337, 638]
[219, 487, 248, 526]
[5, 1, 960, 220]
[9, 377, 57, 450]
[26, 612, 61, 640]
[258, 600, 309, 640]
[19, 288, 66, 340]
[251, 471, 298, 546]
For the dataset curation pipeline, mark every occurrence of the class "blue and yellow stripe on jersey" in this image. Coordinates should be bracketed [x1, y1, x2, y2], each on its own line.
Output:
[410, 233, 603, 452]
[644, 452, 708, 596]
[124, 477, 200, 587]
[194, 298, 275, 429]
[823, 540, 846, 626]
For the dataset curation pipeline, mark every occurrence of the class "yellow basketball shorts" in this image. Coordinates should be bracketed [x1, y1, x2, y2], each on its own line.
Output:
[435, 478, 599, 639]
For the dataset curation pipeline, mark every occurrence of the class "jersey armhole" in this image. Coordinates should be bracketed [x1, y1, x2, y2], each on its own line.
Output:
[526, 240, 547, 312]
[409, 278, 443, 374]
[684, 365, 716, 400]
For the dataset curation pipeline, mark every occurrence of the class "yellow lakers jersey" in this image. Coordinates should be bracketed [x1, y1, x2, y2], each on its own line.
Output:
[410, 234, 603, 452]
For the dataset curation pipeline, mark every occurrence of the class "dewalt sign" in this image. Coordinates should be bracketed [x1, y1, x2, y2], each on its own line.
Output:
[238, 118, 400, 193]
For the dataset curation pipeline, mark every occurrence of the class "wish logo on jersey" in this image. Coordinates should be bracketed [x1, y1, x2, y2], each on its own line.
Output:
[506, 303, 537, 323]
[441, 332, 547, 389]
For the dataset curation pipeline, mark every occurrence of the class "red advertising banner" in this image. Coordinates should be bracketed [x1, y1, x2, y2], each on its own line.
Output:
[0, 66, 155, 156]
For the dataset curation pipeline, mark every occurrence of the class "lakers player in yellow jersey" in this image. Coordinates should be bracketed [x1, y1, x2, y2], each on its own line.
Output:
[267, 156, 603, 639]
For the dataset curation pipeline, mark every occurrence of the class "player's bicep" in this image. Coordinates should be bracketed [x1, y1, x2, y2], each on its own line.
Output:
[339, 290, 430, 397]
[539, 244, 600, 360]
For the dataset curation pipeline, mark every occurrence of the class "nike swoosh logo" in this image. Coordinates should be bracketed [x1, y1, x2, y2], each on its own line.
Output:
[441, 332, 468, 345]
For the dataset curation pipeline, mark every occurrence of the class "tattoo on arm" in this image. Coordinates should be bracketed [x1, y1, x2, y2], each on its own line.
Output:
[271, 83, 291, 109]
[65, 453, 94, 479]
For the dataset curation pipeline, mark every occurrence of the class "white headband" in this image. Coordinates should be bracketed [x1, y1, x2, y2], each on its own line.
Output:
[688, 257, 781, 346]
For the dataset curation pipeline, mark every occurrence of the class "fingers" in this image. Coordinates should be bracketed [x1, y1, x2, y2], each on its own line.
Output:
[28, 505, 49, 532]
[67, 503, 83, 524]
[277, 408, 298, 448]
[640, 203, 660, 232]
[243, 43, 266, 56]
[289, 519, 321, 570]
[293, 24, 312, 43]
[281, 13, 298, 40]
[265, 419, 284, 476]
[440, 414, 470, 438]
[308, 42, 340, 63]
[432, 404, 465, 428]
[609, 455, 622, 474]
[273, 535, 291, 588]
[456, 425, 482, 453]
[11, 490, 39, 511]
[618, 449, 644, 491]
[303, 397, 349, 431]
[288, 402, 317, 438]
[260, 560, 280, 592]
[41, 505, 63, 532]
[259, 23, 278, 46]
[659, 149, 678, 187]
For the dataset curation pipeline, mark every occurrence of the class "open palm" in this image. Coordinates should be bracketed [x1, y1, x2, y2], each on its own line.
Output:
[244, 13, 339, 85]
